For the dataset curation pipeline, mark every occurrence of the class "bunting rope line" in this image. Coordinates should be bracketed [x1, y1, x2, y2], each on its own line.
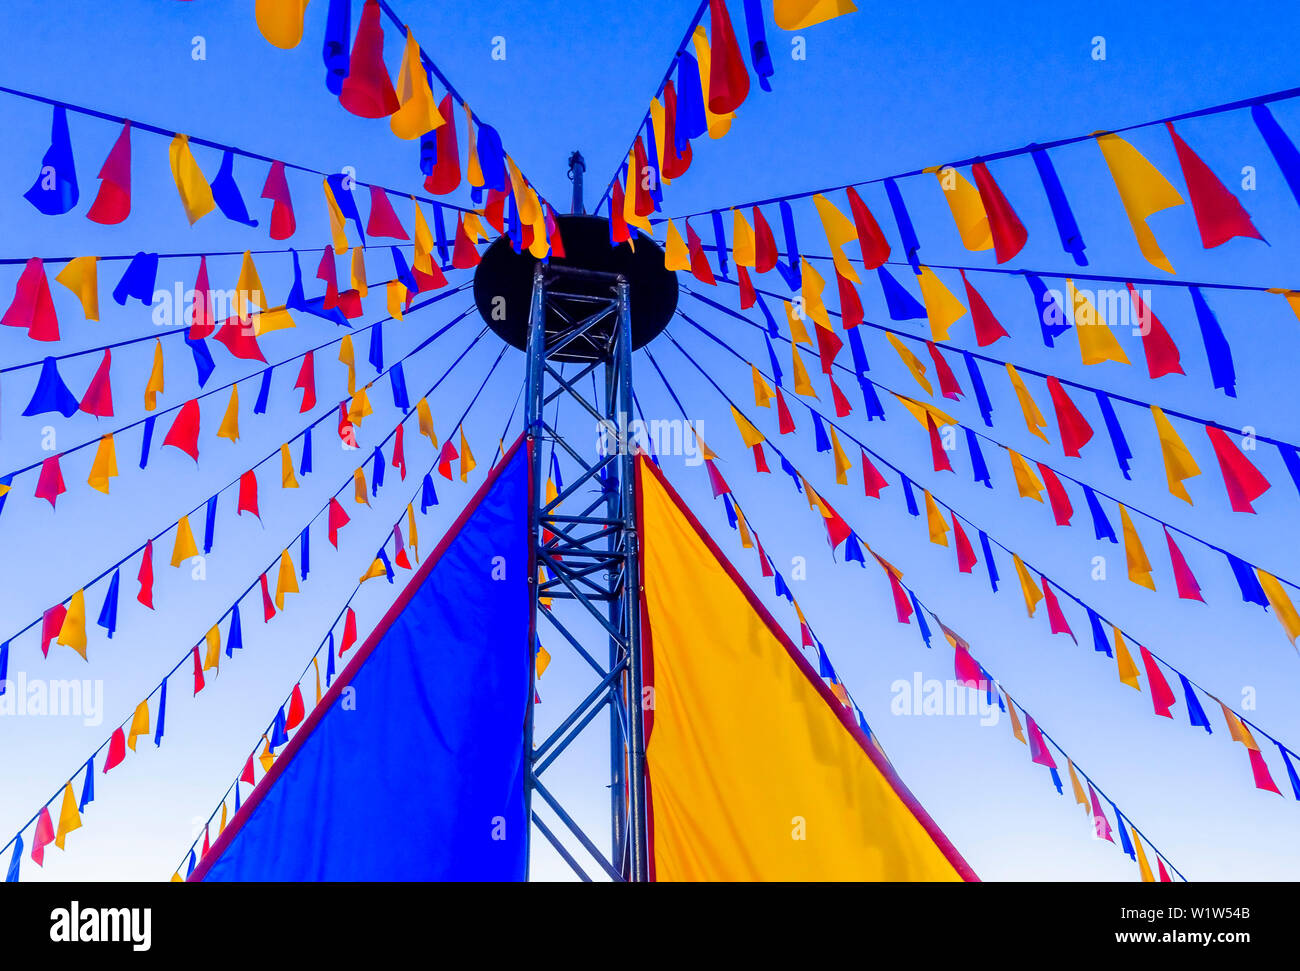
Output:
[677, 299, 1300, 596]
[170, 340, 513, 880]
[660, 85, 1300, 220]
[691, 281, 1300, 455]
[657, 325, 1300, 794]
[643, 346, 1190, 881]
[0, 330, 506, 878]
[0, 301, 480, 661]
[0, 82, 482, 216]
[593, 0, 711, 211]
[0, 282, 471, 487]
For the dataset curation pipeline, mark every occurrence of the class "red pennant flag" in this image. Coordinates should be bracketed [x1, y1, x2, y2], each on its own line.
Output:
[1166, 122, 1263, 248]
[845, 187, 890, 270]
[1205, 426, 1270, 513]
[79, 349, 115, 417]
[885, 566, 913, 624]
[240, 756, 255, 786]
[104, 726, 128, 771]
[953, 644, 983, 687]
[214, 318, 266, 362]
[41, 605, 67, 657]
[35, 454, 66, 509]
[189, 256, 215, 339]
[631, 137, 655, 218]
[925, 342, 963, 399]
[971, 160, 1027, 263]
[3, 258, 60, 341]
[452, 213, 481, 268]
[338, 401, 356, 448]
[1163, 527, 1204, 602]
[201, 828, 210, 857]
[286, 684, 306, 730]
[366, 184, 407, 239]
[338, 0, 400, 118]
[707, 0, 750, 114]
[861, 451, 889, 498]
[412, 259, 448, 292]
[819, 496, 852, 550]
[340, 607, 358, 655]
[1039, 464, 1074, 525]
[317, 246, 340, 310]
[436, 439, 459, 480]
[259, 573, 276, 622]
[1158, 858, 1171, 882]
[609, 181, 631, 244]
[484, 189, 507, 234]
[394, 524, 411, 569]
[545, 204, 566, 257]
[87, 121, 132, 225]
[237, 469, 260, 519]
[1139, 645, 1177, 718]
[327, 498, 350, 548]
[685, 221, 716, 285]
[926, 413, 953, 472]
[1026, 715, 1058, 768]
[814, 324, 842, 374]
[137, 541, 155, 609]
[1248, 747, 1283, 795]
[392, 424, 407, 480]
[752, 442, 770, 473]
[1042, 579, 1076, 641]
[774, 387, 795, 434]
[953, 516, 978, 573]
[31, 807, 55, 867]
[424, 93, 460, 193]
[835, 270, 863, 328]
[756, 537, 773, 577]
[294, 351, 316, 412]
[191, 646, 205, 694]
[752, 206, 777, 273]
[1045, 376, 1093, 457]
[163, 399, 201, 463]
[705, 459, 730, 497]
[1125, 283, 1183, 378]
[737, 264, 756, 308]
[829, 373, 852, 417]
[260, 160, 296, 240]
[660, 81, 692, 181]
[958, 269, 1008, 346]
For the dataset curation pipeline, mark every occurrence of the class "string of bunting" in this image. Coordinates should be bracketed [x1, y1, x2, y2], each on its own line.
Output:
[0, 336, 511, 881]
[645, 347, 1188, 882]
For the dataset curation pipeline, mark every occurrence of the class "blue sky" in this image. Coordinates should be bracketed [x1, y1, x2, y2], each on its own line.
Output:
[2, 0, 1300, 882]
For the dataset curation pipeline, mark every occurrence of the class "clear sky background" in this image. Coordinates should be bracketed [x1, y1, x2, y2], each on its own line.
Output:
[1, 0, 1299, 882]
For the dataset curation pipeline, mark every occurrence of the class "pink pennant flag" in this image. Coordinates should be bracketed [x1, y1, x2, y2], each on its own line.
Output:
[1163, 527, 1204, 602]
[79, 349, 114, 417]
[1025, 714, 1057, 768]
[1138, 645, 1177, 718]
[3, 258, 60, 341]
[1088, 784, 1114, 842]
[35, 454, 66, 508]
[1042, 579, 1076, 642]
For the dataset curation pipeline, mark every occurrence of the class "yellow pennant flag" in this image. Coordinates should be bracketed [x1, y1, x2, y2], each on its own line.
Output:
[1005, 364, 1049, 442]
[752, 365, 774, 408]
[391, 27, 444, 139]
[349, 386, 373, 426]
[387, 279, 407, 320]
[736, 505, 754, 548]
[360, 558, 388, 583]
[1067, 279, 1130, 366]
[1008, 450, 1044, 501]
[255, 0, 309, 49]
[56, 256, 99, 321]
[217, 385, 240, 442]
[774, 0, 858, 30]
[323, 179, 350, 254]
[87, 434, 118, 494]
[312, 658, 322, 705]
[219, 802, 228, 836]
[1115, 628, 1142, 689]
[275, 549, 299, 610]
[417, 397, 437, 445]
[887, 334, 932, 395]
[663, 220, 690, 271]
[830, 426, 852, 485]
[259, 736, 275, 772]
[1268, 288, 1300, 323]
[407, 504, 419, 563]
[649, 98, 670, 183]
[127, 699, 150, 751]
[791, 341, 817, 396]
[412, 198, 435, 274]
[1067, 759, 1089, 811]
[1257, 569, 1300, 646]
[1013, 554, 1042, 617]
[168, 134, 215, 225]
[254, 305, 296, 336]
[813, 194, 861, 284]
[280, 443, 299, 488]
[460, 428, 476, 482]
[505, 157, 540, 227]
[732, 209, 756, 267]
[354, 467, 369, 505]
[339, 335, 356, 394]
[800, 258, 831, 330]
[1095, 133, 1184, 274]
[171, 516, 198, 567]
[465, 104, 484, 189]
[916, 266, 966, 342]
[1133, 828, 1156, 882]
[624, 150, 653, 235]
[145, 340, 165, 411]
[691, 26, 737, 139]
[57, 589, 88, 659]
[1150, 405, 1200, 503]
[1004, 690, 1026, 743]
[351, 247, 368, 298]
[892, 393, 957, 429]
[1219, 702, 1259, 749]
[535, 644, 552, 679]
[203, 626, 221, 673]
[235, 250, 266, 320]
[527, 186, 550, 259]
[54, 782, 81, 850]
[731, 406, 765, 448]
[1118, 505, 1156, 590]
[924, 490, 949, 546]
[784, 301, 812, 345]
[933, 165, 992, 252]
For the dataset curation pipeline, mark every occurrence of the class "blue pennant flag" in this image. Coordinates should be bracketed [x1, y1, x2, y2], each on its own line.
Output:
[154, 678, 167, 747]
[1252, 104, 1300, 212]
[1226, 551, 1267, 606]
[1095, 392, 1133, 479]
[254, 367, 273, 415]
[1082, 485, 1117, 543]
[754, 292, 779, 337]
[475, 121, 507, 192]
[1189, 286, 1236, 398]
[1025, 272, 1071, 347]
[300, 527, 310, 580]
[322, 0, 351, 94]
[811, 412, 831, 452]
[1030, 145, 1087, 266]
[371, 445, 385, 495]
[23, 357, 79, 418]
[389, 362, 409, 412]
[857, 376, 886, 421]
[300, 428, 313, 476]
[1179, 674, 1210, 733]
[877, 266, 925, 320]
[185, 333, 216, 387]
[775, 201, 802, 290]
[899, 473, 919, 516]
[326, 634, 336, 687]
[24, 105, 78, 215]
[1088, 609, 1112, 657]
[139, 415, 156, 470]
[211, 150, 258, 227]
[883, 178, 920, 269]
[1280, 746, 1300, 800]
[979, 530, 999, 592]
[368, 321, 384, 373]
[7, 836, 22, 882]
[964, 428, 991, 487]
[741, 0, 775, 91]
[97, 570, 120, 639]
[79, 757, 95, 811]
[270, 707, 289, 749]
[228, 604, 244, 655]
[675, 52, 708, 144]
[112, 252, 159, 307]
[845, 326, 870, 374]
[421, 472, 438, 512]
[962, 351, 994, 427]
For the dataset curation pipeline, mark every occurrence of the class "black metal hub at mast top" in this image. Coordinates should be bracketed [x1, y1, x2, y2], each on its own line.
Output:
[473, 214, 679, 362]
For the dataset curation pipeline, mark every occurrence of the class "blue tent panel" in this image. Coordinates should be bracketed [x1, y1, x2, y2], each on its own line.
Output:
[196, 439, 532, 881]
